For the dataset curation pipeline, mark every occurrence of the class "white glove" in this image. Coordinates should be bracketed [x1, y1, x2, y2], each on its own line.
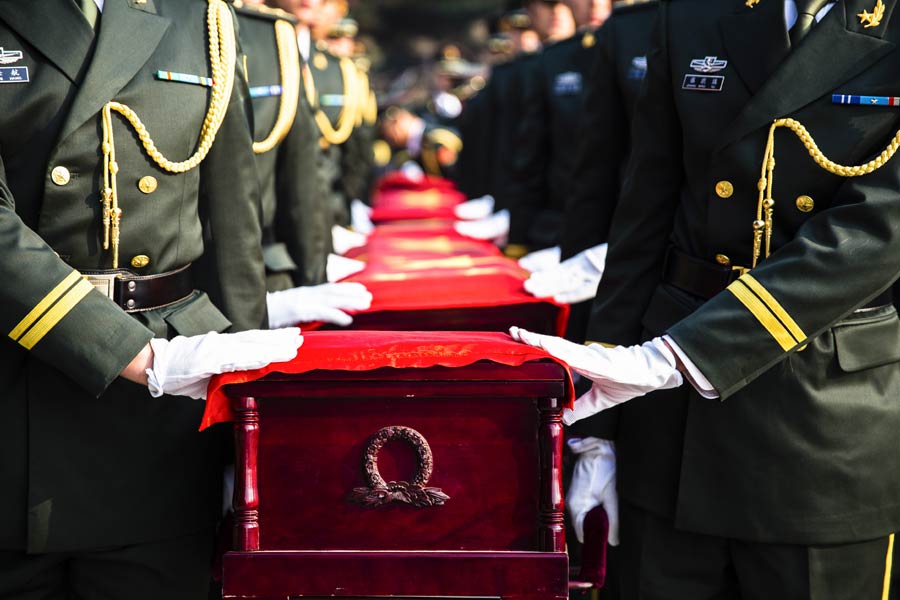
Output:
[454, 208, 510, 242]
[518, 245, 561, 273]
[146, 328, 303, 400]
[267, 282, 372, 328]
[327, 253, 367, 283]
[331, 225, 368, 256]
[508, 327, 683, 424]
[567, 437, 619, 546]
[454, 194, 495, 221]
[350, 199, 375, 235]
[400, 161, 425, 181]
[523, 243, 606, 304]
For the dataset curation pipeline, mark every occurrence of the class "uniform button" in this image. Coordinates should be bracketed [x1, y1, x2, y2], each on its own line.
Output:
[130, 255, 150, 269]
[51, 166, 71, 186]
[126, 299, 136, 309]
[715, 181, 734, 199]
[796, 195, 814, 212]
[715, 254, 731, 266]
[127, 281, 137, 292]
[138, 176, 158, 194]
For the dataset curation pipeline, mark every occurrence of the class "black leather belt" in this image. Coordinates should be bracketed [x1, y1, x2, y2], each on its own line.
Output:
[662, 246, 892, 310]
[81, 264, 193, 313]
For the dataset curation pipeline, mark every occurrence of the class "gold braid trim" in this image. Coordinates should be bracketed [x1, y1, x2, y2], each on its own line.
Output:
[751, 117, 900, 267]
[312, 55, 360, 145]
[354, 66, 370, 127]
[252, 19, 301, 154]
[364, 90, 378, 126]
[101, 0, 237, 268]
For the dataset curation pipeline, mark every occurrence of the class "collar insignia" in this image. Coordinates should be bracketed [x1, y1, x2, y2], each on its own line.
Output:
[690, 56, 728, 73]
[858, 0, 885, 28]
[746, 0, 760, 6]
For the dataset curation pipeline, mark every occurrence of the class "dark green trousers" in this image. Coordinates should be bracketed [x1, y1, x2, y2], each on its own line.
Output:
[620, 503, 893, 600]
[0, 529, 215, 600]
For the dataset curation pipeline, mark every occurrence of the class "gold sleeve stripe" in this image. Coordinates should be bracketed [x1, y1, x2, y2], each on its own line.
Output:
[739, 274, 806, 343]
[9, 271, 82, 341]
[727, 280, 796, 351]
[883, 533, 895, 600]
[18, 279, 94, 350]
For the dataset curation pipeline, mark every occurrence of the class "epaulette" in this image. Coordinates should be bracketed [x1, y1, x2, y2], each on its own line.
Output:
[232, 0, 297, 24]
[612, 0, 659, 14]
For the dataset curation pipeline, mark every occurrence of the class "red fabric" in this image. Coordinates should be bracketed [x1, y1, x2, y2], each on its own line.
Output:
[201, 331, 575, 429]
[371, 188, 466, 222]
[346, 234, 502, 262]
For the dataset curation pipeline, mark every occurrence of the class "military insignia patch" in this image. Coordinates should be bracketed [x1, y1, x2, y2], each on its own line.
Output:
[553, 71, 582, 95]
[0, 47, 23, 65]
[858, 0, 885, 28]
[690, 56, 728, 73]
[0, 67, 28, 83]
[249, 84, 283, 98]
[832, 93, 900, 106]
[628, 56, 647, 80]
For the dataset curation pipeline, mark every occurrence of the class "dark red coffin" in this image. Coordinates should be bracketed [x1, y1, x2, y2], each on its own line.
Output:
[222, 361, 569, 600]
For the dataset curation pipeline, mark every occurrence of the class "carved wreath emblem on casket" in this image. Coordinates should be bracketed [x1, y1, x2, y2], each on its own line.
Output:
[350, 426, 450, 508]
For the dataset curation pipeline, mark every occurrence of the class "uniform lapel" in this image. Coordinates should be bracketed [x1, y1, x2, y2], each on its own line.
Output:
[0, 0, 95, 83]
[58, 0, 171, 144]
[718, 0, 790, 95]
[716, 0, 896, 152]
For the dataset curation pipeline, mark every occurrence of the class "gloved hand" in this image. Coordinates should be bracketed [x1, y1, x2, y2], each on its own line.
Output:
[454, 208, 510, 242]
[523, 243, 606, 304]
[146, 328, 303, 400]
[567, 437, 619, 546]
[509, 327, 683, 424]
[400, 161, 425, 181]
[518, 245, 561, 273]
[327, 253, 367, 283]
[267, 282, 373, 328]
[350, 199, 375, 235]
[331, 225, 368, 256]
[454, 194, 495, 221]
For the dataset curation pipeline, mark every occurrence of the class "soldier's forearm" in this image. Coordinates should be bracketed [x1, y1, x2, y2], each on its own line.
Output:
[120, 343, 153, 387]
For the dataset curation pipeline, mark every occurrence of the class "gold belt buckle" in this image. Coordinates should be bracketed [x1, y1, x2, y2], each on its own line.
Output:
[83, 273, 120, 301]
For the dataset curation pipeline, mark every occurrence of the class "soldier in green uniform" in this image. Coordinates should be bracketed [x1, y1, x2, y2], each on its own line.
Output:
[506, 0, 612, 254]
[0, 1, 303, 598]
[513, 0, 900, 597]
[379, 106, 463, 180]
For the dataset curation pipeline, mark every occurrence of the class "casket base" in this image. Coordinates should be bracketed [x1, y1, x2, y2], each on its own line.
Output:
[222, 550, 568, 600]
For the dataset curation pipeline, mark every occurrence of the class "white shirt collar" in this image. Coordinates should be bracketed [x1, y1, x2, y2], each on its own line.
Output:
[95, 0, 104, 11]
[297, 27, 311, 63]
[784, 0, 836, 31]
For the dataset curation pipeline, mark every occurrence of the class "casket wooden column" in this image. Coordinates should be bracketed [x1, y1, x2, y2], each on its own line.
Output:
[223, 361, 568, 600]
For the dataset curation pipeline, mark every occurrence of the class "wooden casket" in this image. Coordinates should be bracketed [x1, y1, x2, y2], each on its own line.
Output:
[221, 360, 569, 600]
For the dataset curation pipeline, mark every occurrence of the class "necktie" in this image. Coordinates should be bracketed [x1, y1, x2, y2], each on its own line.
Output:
[789, 0, 831, 46]
[77, 0, 99, 29]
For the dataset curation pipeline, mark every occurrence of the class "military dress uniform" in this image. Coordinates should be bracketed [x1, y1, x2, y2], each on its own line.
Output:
[234, 1, 329, 289]
[0, 0, 265, 597]
[507, 30, 598, 252]
[587, 0, 900, 596]
[555, 2, 657, 346]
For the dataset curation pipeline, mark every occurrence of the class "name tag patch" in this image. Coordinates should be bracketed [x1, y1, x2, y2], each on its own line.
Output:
[832, 93, 900, 106]
[155, 70, 214, 87]
[554, 71, 582, 95]
[683, 74, 724, 92]
[0, 66, 28, 83]
[250, 84, 283, 98]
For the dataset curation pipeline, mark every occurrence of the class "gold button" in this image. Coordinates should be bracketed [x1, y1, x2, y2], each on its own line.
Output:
[51, 166, 71, 186]
[138, 176, 158, 194]
[715, 180, 734, 199]
[130, 255, 150, 269]
[715, 254, 731, 266]
[796, 195, 814, 212]
[313, 53, 328, 71]
[582, 32, 595, 48]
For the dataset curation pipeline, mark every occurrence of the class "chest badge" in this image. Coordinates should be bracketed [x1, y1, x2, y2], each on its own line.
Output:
[0, 48, 23, 65]
[0, 66, 28, 84]
[629, 56, 647, 80]
[858, 0, 885, 28]
[683, 55, 726, 93]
